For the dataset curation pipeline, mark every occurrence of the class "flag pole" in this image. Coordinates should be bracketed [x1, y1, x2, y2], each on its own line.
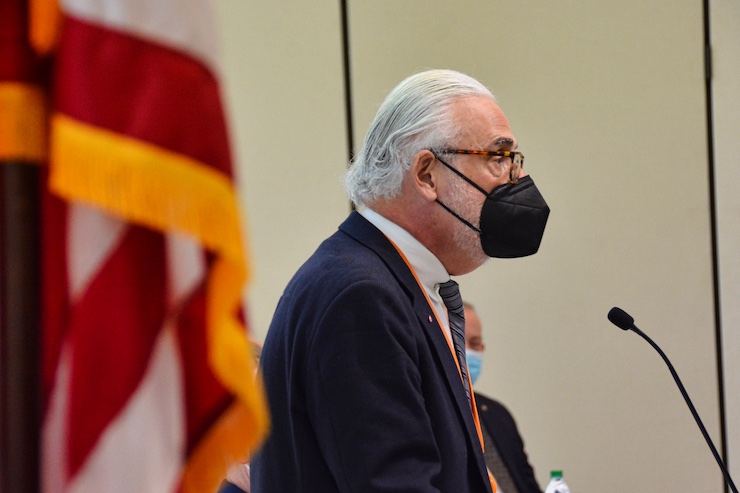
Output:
[0, 164, 42, 493]
[0, 0, 43, 491]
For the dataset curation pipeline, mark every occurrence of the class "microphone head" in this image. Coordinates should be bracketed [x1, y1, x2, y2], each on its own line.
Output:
[608, 306, 635, 330]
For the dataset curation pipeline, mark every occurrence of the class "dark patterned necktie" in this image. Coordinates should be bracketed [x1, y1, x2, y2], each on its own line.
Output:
[438, 279, 471, 408]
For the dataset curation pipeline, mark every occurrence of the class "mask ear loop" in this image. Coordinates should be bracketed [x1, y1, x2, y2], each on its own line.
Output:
[433, 152, 489, 196]
[432, 152, 487, 234]
[435, 200, 482, 234]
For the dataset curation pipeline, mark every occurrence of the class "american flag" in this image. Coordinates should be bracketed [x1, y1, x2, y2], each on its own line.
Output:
[37, 1, 268, 491]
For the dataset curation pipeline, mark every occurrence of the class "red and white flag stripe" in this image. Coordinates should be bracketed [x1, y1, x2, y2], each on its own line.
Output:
[43, 207, 198, 492]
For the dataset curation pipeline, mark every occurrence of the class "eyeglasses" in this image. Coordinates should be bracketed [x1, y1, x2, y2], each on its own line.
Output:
[437, 149, 524, 184]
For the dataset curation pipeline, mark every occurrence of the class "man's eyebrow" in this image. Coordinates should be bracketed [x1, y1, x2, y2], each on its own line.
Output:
[492, 137, 516, 148]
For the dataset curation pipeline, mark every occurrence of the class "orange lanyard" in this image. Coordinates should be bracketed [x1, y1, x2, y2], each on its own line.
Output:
[387, 238, 497, 492]
[385, 239, 486, 448]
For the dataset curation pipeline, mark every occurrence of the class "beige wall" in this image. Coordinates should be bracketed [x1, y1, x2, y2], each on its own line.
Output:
[215, 1, 737, 491]
[213, 1, 350, 338]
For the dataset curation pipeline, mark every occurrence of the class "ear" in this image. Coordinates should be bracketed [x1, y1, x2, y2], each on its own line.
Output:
[410, 149, 439, 201]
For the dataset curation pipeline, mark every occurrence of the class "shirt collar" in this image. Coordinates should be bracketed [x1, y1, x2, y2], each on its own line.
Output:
[360, 208, 449, 292]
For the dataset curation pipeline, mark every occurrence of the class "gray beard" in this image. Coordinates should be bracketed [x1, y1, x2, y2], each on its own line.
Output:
[445, 176, 489, 267]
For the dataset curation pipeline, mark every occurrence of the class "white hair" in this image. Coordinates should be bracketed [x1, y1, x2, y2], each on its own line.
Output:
[345, 69, 495, 208]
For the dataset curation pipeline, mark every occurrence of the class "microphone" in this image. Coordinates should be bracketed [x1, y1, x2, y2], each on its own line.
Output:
[607, 306, 634, 331]
[607, 307, 738, 493]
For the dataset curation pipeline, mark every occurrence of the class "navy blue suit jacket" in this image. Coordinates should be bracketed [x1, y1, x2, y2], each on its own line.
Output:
[475, 392, 542, 493]
[250, 212, 492, 493]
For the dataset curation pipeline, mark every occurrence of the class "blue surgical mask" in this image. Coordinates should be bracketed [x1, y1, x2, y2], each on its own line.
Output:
[466, 349, 483, 385]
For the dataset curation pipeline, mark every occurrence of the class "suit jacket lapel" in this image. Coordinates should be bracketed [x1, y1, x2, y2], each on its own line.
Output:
[339, 212, 490, 486]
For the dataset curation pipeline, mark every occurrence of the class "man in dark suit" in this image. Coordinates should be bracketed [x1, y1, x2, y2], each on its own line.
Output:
[464, 302, 543, 493]
[250, 69, 550, 493]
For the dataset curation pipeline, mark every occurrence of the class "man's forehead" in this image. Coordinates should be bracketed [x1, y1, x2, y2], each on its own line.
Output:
[450, 97, 516, 149]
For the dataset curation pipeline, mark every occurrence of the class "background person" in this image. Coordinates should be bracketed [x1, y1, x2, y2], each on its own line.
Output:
[465, 301, 543, 493]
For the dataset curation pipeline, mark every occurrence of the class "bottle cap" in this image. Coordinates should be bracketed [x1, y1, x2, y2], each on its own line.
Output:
[550, 470, 563, 478]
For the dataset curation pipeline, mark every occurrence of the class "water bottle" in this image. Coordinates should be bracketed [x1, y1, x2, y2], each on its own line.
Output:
[544, 470, 571, 493]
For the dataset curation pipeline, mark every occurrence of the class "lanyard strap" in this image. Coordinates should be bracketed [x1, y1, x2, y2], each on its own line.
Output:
[386, 237, 497, 492]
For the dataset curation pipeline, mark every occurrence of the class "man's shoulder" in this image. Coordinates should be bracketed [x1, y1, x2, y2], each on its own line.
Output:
[474, 391, 511, 416]
[474, 391, 497, 406]
[270, 211, 423, 330]
[290, 212, 407, 288]
[299, 229, 394, 285]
